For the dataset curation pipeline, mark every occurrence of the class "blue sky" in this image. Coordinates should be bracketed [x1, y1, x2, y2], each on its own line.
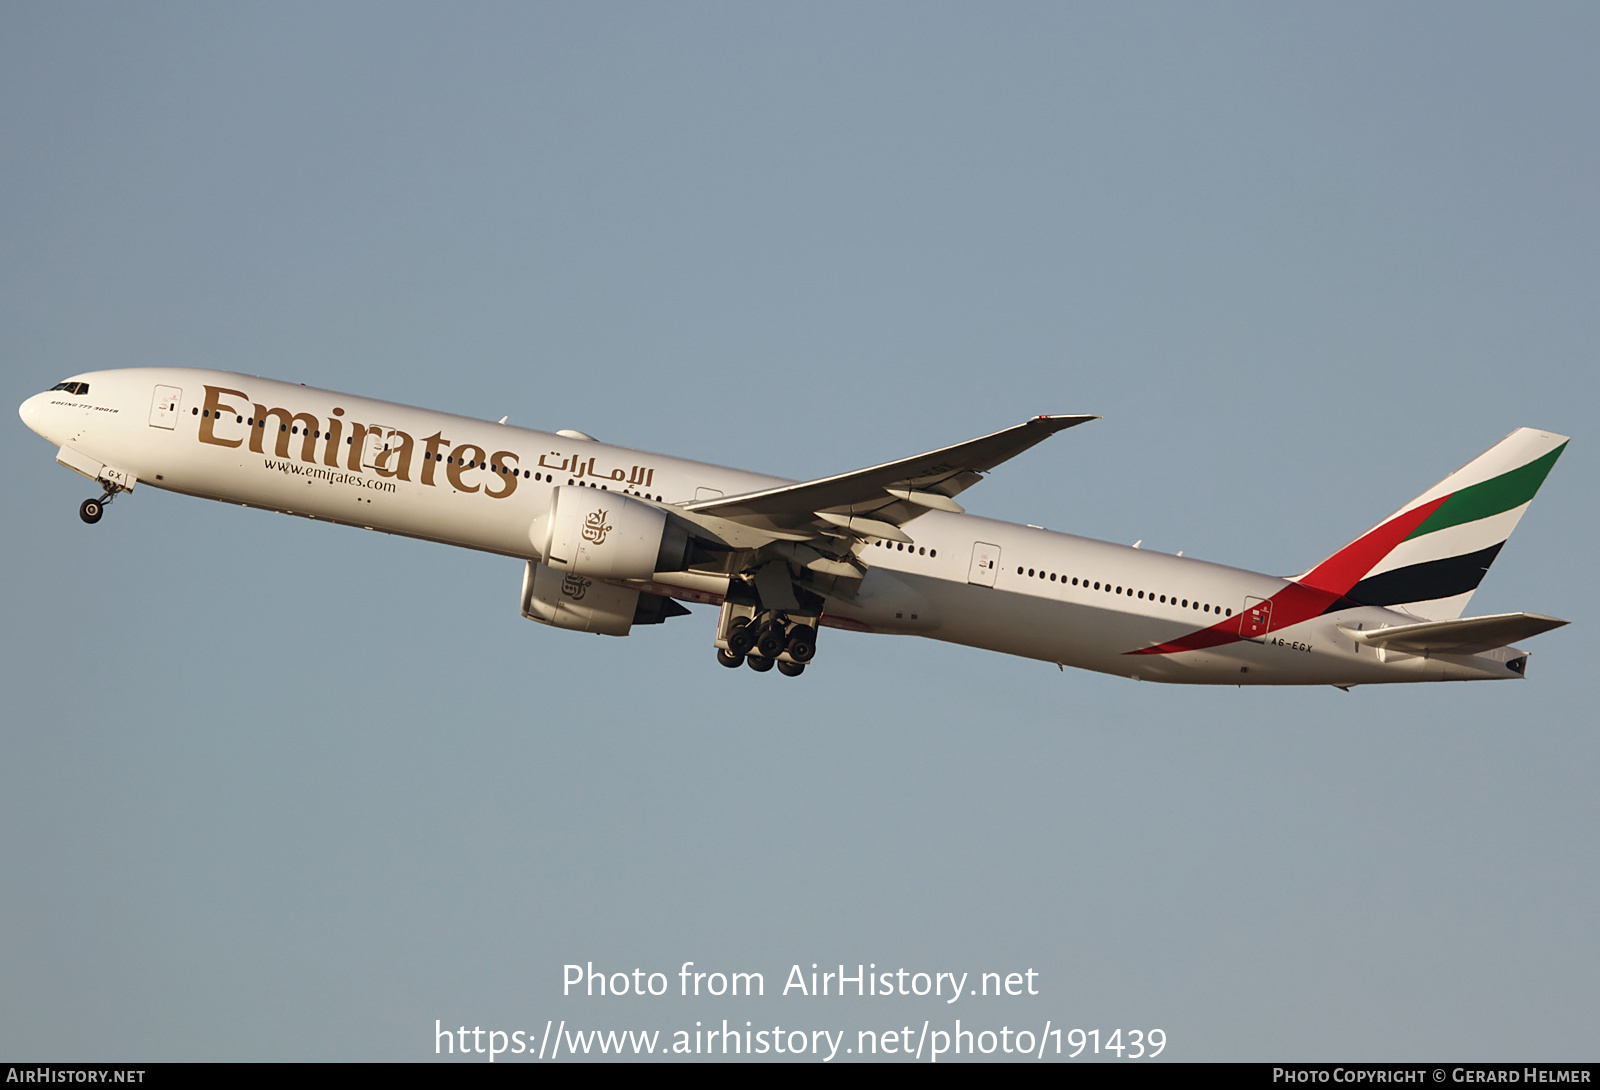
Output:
[2, 3, 1595, 1061]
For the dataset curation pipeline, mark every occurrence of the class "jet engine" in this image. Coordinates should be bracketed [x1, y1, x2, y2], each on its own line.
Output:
[531, 486, 691, 579]
[520, 560, 689, 637]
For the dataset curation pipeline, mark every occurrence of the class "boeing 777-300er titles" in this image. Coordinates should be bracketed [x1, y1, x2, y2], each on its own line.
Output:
[19, 369, 1570, 685]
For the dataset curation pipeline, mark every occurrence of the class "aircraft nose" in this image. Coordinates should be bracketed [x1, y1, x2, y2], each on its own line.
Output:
[19, 392, 49, 438]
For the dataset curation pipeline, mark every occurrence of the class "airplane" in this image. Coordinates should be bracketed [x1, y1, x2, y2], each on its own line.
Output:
[19, 368, 1570, 686]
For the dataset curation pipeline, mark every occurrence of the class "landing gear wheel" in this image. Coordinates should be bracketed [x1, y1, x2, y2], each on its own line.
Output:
[727, 619, 756, 657]
[746, 654, 775, 673]
[79, 499, 103, 525]
[777, 660, 806, 677]
[717, 648, 745, 669]
[785, 625, 817, 664]
[755, 620, 787, 659]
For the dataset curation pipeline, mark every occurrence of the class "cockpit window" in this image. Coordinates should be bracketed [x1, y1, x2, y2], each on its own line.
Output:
[49, 381, 89, 395]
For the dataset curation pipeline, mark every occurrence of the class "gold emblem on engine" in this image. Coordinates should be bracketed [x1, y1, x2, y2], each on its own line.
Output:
[561, 574, 590, 601]
[582, 508, 612, 545]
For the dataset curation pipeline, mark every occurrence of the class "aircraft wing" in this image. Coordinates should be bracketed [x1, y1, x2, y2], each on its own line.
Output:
[683, 414, 1097, 543]
[1338, 612, 1568, 655]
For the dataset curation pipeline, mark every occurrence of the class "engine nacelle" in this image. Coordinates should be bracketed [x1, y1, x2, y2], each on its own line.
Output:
[519, 560, 688, 637]
[532, 486, 690, 579]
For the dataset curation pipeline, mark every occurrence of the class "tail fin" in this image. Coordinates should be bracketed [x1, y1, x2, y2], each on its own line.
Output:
[1294, 428, 1568, 619]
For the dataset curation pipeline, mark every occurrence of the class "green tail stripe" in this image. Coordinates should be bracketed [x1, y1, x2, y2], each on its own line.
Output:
[1405, 442, 1567, 541]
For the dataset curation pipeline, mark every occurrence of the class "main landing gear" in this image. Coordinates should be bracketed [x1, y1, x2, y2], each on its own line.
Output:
[716, 613, 818, 677]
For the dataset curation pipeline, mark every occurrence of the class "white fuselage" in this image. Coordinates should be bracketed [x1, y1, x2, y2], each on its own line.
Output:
[19, 368, 1525, 686]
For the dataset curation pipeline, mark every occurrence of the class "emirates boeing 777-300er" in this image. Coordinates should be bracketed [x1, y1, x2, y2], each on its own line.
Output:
[19, 369, 1570, 685]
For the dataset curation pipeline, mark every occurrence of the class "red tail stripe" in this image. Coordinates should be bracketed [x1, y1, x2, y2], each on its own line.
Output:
[1127, 495, 1454, 658]
[1296, 494, 1449, 595]
[1127, 582, 1339, 656]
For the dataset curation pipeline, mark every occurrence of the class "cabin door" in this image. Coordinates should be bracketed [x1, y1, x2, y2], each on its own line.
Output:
[361, 428, 395, 470]
[149, 385, 181, 430]
[967, 542, 1001, 587]
[1240, 596, 1273, 640]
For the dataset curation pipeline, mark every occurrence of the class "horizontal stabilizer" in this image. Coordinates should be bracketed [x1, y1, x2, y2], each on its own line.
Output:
[1338, 612, 1567, 655]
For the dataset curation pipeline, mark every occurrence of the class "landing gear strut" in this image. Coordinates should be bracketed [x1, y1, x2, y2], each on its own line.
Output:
[714, 594, 822, 678]
[79, 480, 125, 525]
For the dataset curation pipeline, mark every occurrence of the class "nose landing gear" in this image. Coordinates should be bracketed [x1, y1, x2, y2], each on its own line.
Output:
[78, 479, 128, 525]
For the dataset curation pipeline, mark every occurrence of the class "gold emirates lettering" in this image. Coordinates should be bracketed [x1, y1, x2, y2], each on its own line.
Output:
[196, 383, 521, 500]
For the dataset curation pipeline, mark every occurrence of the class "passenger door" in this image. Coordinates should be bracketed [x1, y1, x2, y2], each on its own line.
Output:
[148, 385, 181, 430]
[967, 542, 1001, 587]
[1240, 596, 1273, 640]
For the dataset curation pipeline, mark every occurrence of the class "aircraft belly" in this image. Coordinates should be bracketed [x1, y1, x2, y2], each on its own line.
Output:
[915, 581, 1173, 675]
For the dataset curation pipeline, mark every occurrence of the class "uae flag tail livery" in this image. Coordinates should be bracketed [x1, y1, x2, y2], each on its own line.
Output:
[1122, 427, 1569, 670]
[1296, 427, 1568, 620]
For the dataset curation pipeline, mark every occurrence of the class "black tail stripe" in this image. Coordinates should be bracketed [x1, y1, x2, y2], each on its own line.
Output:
[1343, 542, 1505, 608]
